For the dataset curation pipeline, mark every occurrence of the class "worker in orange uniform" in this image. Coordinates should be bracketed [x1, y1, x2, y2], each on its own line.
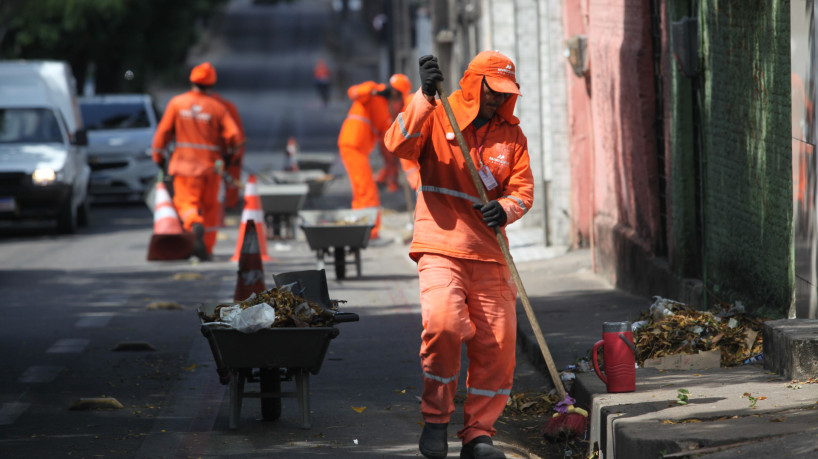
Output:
[384, 51, 534, 459]
[375, 73, 412, 193]
[314, 59, 331, 106]
[210, 90, 246, 210]
[151, 62, 243, 260]
[337, 76, 406, 241]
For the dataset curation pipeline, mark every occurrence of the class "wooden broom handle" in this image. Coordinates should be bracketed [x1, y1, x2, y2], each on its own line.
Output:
[435, 81, 566, 401]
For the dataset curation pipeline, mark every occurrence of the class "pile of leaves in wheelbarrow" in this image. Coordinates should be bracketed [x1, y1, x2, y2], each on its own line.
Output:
[631, 297, 769, 367]
[198, 285, 342, 329]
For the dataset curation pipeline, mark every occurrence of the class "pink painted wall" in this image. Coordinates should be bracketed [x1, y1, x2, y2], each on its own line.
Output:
[564, 0, 593, 248]
[569, 0, 661, 283]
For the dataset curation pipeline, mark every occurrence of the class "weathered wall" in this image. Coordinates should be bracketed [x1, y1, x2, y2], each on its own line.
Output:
[587, 0, 662, 291]
[563, 0, 593, 248]
[665, 1, 701, 282]
[479, 0, 572, 252]
[699, 0, 793, 316]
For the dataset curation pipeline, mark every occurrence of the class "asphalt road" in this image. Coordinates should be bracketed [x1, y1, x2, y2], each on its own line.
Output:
[0, 1, 551, 457]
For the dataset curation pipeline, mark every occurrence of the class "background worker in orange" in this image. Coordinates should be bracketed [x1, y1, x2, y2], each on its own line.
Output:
[151, 62, 243, 260]
[313, 58, 331, 106]
[210, 90, 246, 210]
[384, 52, 534, 459]
[337, 75, 406, 240]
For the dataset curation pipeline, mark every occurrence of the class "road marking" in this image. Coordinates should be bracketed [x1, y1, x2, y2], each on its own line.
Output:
[19, 366, 63, 383]
[46, 338, 90, 353]
[0, 402, 30, 426]
[75, 312, 115, 328]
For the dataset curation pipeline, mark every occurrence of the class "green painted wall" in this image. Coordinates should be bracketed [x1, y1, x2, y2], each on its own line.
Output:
[698, 0, 793, 316]
[666, 1, 701, 280]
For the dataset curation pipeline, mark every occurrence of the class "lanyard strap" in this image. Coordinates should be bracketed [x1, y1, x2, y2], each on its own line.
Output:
[470, 118, 493, 168]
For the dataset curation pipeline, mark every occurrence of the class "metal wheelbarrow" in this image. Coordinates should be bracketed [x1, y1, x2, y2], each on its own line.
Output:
[298, 207, 378, 279]
[270, 170, 334, 198]
[198, 269, 358, 430]
[256, 183, 309, 239]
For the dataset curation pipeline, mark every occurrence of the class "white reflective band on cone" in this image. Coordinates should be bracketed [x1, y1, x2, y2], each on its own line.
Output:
[242, 209, 264, 223]
[154, 206, 178, 221]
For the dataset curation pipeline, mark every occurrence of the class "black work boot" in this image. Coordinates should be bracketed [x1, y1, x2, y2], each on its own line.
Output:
[460, 436, 505, 459]
[419, 422, 448, 458]
[192, 223, 209, 260]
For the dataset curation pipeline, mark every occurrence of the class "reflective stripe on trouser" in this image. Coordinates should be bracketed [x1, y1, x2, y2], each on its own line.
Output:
[339, 146, 381, 238]
[173, 173, 221, 254]
[417, 253, 517, 444]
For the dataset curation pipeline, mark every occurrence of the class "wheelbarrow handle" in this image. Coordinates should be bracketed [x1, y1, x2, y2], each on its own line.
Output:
[332, 312, 359, 323]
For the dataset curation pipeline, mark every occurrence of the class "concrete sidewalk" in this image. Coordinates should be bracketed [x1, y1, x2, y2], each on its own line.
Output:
[509, 246, 818, 458]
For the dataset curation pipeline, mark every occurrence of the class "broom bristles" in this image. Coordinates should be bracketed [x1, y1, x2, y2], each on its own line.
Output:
[543, 412, 588, 440]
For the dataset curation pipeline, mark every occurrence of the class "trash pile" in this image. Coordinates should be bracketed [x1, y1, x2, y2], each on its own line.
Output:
[503, 391, 559, 417]
[631, 297, 768, 367]
[198, 285, 340, 332]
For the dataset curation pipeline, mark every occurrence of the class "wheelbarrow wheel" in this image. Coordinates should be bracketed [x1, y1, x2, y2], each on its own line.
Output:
[334, 246, 346, 279]
[260, 368, 282, 421]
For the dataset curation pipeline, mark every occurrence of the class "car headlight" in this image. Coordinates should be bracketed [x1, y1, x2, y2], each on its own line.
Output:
[32, 168, 59, 185]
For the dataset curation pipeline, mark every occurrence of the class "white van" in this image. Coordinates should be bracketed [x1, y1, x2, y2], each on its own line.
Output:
[0, 60, 91, 233]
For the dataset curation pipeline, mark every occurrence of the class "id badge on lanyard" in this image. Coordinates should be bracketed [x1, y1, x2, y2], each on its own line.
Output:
[479, 164, 498, 190]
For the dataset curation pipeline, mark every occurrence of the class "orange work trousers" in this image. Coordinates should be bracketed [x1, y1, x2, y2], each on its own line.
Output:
[417, 253, 517, 444]
[173, 173, 221, 254]
[339, 145, 381, 238]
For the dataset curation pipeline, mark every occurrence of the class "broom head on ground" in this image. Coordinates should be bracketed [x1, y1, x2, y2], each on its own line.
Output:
[543, 394, 588, 440]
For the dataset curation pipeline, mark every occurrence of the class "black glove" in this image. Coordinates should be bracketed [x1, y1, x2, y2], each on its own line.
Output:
[419, 55, 443, 97]
[155, 157, 166, 172]
[473, 201, 507, 228]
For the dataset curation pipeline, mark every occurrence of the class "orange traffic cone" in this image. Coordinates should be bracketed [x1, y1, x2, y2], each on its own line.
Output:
[147, 181, 194, 261]
[233, 219, 267, 302]
[231, 175, 271, 262]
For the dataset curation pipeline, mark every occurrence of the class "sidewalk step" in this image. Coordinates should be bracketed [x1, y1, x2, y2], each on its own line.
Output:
[763, 318, 818, 380]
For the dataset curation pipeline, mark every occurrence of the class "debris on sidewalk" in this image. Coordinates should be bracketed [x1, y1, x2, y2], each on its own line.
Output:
[631, 297, 768, 368]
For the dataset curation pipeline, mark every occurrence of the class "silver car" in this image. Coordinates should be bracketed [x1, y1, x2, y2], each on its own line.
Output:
[79, 94, 160, 202]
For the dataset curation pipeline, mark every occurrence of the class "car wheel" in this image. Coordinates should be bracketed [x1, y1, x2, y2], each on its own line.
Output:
[57, 191, 78, 234]
[77, 193, 91, 227]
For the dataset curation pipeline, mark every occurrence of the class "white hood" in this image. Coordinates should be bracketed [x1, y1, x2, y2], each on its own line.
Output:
[0, 143, 69, 174]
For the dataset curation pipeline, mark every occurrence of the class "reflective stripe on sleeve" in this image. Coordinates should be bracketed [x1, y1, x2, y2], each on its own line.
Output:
[423, 371, 459, 385]
[397, 113, 420, 140]
[502, 194, 528, 213]
[418, 185, 482, 205]
[467, 386, 512, 397]
[346, 114, 379, 136]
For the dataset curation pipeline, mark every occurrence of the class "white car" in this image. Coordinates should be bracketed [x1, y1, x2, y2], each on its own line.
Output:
[0, 60, 91, 234]
[79, 94, 161, 202]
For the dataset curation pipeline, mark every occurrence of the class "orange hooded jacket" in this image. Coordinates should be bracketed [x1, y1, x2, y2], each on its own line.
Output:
[384, 72, 534, 264]
[338, 81, 394, 154]
[152, 90, 242, 177]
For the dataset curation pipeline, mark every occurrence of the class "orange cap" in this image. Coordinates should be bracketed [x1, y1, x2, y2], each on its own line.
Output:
[190, 62, 217, 86]
[389, 73, 411, 97]
[467, 50, 521, 95]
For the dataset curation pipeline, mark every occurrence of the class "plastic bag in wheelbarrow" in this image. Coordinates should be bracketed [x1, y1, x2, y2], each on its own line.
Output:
[221, 303, 277, 333]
